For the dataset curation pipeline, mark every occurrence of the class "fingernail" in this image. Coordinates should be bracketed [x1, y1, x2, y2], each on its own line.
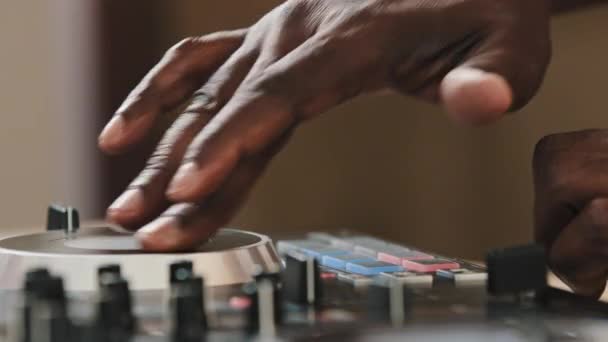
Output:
[107, 189, 144, 219]
[98, 115, 126, 149]
[167, 162, 198, 198]
[136, 217, 180, 251]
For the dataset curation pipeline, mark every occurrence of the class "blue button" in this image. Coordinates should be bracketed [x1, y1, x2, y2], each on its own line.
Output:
[300, 246, 349, 260]
[345, 260, 404, 276]
[321, 253, 375, 271]
[276, 240, 326, 254]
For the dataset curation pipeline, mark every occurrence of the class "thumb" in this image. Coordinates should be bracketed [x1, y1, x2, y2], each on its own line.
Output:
[440, 28, 551, 125]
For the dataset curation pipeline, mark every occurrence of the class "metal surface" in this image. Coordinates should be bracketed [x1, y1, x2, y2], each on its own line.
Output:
[0, 227, 281, 291]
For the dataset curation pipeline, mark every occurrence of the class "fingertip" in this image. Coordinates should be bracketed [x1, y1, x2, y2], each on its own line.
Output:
[166, 162, 199, 200]
[135, 217, 180, 251]
[106, 189, 145, 227]
[99, 111, 157, 154]
[440, 67, 513, 126]
[136, 216, 214, 252]
[98, 115, 128, 154]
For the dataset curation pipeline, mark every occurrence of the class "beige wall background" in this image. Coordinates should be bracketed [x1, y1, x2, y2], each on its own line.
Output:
[160, 3, 608, 259]
[0, 1, 99, 232]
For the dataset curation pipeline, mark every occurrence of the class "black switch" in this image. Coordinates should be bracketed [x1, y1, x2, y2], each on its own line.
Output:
[20, 268, 52, 342]
[486, 244, 547, 296]
[28, 276, 72, 342]
[282, 252, 322, 305]
[97, 274, 136, 336]
[35, 276, 67, 302]
[169, 276, 207, 342]
[244, 269, 283, 335]
[367, 279, 410, 324]
[170, 260, 194, 284]
[47, 204, 79, 235]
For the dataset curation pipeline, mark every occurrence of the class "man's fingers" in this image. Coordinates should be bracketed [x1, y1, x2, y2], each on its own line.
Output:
[135, 144, 281, 251]
[549, 198, 608, 298]
[106, 113, 210, 229]
[166, 91, 293, 202]
[106, 45, 258, 228]
[533, 130, 608, 248]
[98, 29, 247, 154]
[440, 18, 551, 125]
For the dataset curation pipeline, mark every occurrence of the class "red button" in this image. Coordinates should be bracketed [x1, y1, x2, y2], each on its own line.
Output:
[321, 272, 337, 279]
[229, 296, 251, 310]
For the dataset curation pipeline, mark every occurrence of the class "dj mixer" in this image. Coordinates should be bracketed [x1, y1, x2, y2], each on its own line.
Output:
[0, 205, 607, 341]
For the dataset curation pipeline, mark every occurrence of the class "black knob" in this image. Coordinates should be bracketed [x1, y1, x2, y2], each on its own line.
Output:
[28, 276, 72, 342]
[24, 268, 51, 296]
[169, 276, 207, 342]
[170, 260, 194, 284]
[244, 270, 283, 335]
[46, 205, 79, 236]
[20, 269, 54, 342]
[97, 274, 136, 337]
[35, 276, 67, 302]
[486, 244, 547, 296]
[282, 252, 322, 305]
[98, 264, 121, 284]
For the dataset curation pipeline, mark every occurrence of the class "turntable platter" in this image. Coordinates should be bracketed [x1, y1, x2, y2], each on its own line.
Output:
[0, 227, 281, 291]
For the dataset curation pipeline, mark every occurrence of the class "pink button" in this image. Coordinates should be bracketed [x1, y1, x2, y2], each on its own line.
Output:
[377, 251, 433, 266]
[401, 259, 460, 273]
[229, 296, 252, 310]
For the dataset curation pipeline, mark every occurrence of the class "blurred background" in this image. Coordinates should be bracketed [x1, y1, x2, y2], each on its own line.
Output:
[0, 1, 606, 259]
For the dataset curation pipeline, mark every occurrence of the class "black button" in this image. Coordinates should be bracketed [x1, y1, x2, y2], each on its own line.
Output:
[170, 260, 194, 284]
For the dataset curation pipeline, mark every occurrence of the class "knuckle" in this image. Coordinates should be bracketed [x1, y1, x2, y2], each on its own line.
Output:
[250, 73, 294, 112]
[252, 72, 286, 95]
[146, 75, 173, 96]
[145, 143, 172, 172]
[533, 134, 560, 168]
[141, 113, 202, 176]
[533, 130, 606, 193]
[532, 133, 562, 188]
[279, 0, 313, 21]
[129, 167, 162, 189]
[586, 198, 608, 228]
[166, 36, 201, 57]
[187, 89, 222, 113]
[533, 132, 578, 193]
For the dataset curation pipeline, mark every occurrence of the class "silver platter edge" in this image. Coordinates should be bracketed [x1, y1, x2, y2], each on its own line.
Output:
[0, 227, 282, 291]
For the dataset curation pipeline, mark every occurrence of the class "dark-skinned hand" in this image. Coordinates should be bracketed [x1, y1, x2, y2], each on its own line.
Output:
[534, 129, 608, 298]
[98, 0, 551, 252]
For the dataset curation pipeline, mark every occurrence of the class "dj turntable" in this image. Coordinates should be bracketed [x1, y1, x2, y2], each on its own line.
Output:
[0, 205, 607, 341]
